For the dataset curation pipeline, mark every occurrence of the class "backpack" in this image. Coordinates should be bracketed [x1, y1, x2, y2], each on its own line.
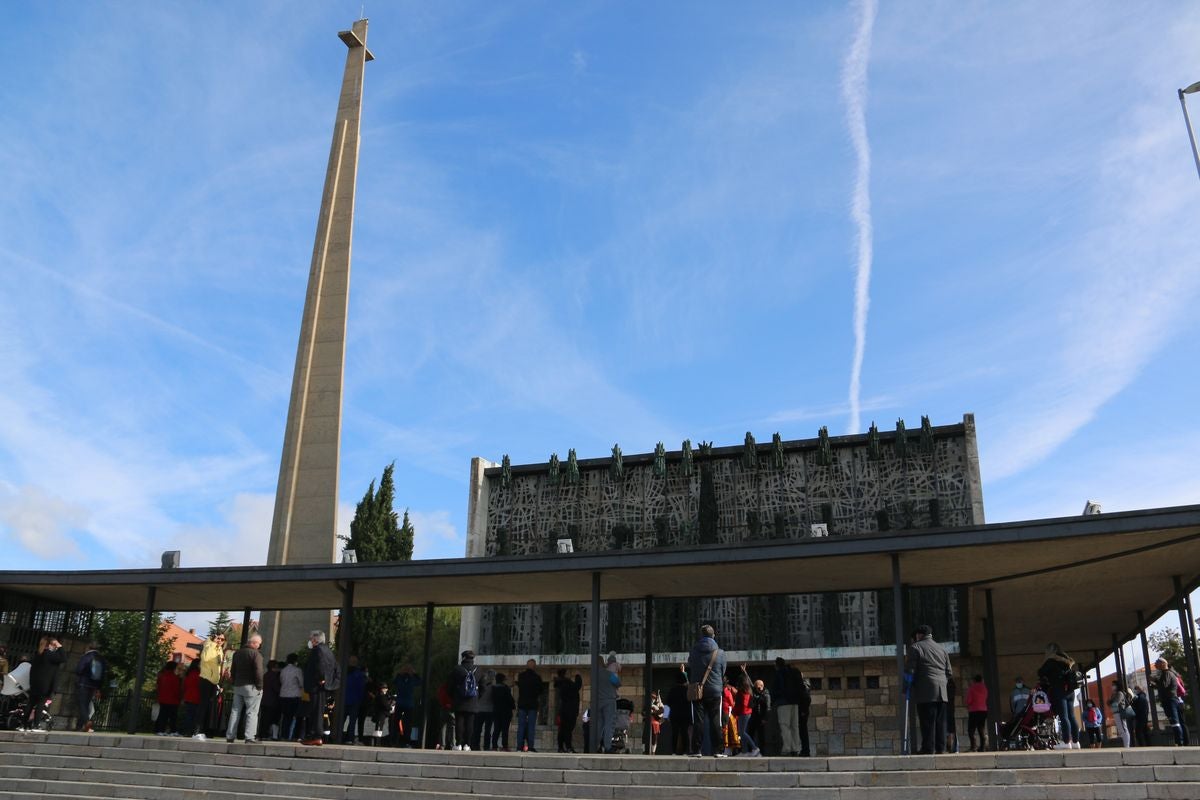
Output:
[462, 667, 479, 699]
[1177, 674, 1188, 699]
[89, 655, 104, 683]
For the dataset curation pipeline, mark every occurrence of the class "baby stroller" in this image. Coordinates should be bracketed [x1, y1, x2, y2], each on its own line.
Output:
[611, 698, 635, 753]
[999, 683, 1058, 751]
[1, 663, 53, 731]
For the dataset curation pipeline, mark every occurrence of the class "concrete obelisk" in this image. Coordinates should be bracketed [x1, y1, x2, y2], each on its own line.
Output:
[260, 19, 374, 659]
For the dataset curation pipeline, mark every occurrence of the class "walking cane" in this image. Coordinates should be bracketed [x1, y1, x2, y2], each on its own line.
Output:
[901, 674, 912, 755]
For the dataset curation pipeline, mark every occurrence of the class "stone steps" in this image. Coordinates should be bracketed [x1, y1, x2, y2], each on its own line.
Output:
[0, 731, 1198, 799]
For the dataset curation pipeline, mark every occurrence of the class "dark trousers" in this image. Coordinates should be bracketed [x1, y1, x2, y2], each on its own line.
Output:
[199, 679, 220, 735]
[916, 700, 947, 754]
[395, 706, 414, 746]
[1134, 718, 1151, 746]
[75, 684, 96, 730]
[181, 702, 199, 736]
[491, 712, 512, 749]
[279, 697, 301, 739]
[558, 711, 578, 751]
[343, 702, 361, 743]
[691, 694, 723, 756]
[798, 711, 811, 756]
[473, 711, 493, 750]
[456, 710, 476, 747]
[967, 710, 988, 750]
[305, 688, 327, 741]
[155, 703, 179, 734]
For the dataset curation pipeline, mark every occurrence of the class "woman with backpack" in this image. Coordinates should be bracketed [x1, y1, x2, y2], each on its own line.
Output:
[450, 649, 479, 750]
[1038, 642, 1081, 749]
[1107, 680, 1132, 748]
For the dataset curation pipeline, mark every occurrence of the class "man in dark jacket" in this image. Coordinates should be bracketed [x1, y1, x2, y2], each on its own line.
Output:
[905, 624, 953, 755]
[225, 633, 265, 743]
[1152, 658, 1186, 746]
[516, 659, 544, 752]
[553, 668, 583, 752]
[302, 630, 338, 745]
[26, 636, 65, 730]
[490, 673, 515, 750]
[74, 642, 106, 732]
[342, 656, 367, 744]
[391, 664, 422, 747]
[1131, 686, 1151, 746]
[686, 624, 726, 756]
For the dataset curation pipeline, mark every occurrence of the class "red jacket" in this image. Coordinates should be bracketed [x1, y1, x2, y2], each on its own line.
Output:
[157, 669, 182, 705]
[965, 681, 988, 713]
[183, 668, 202, 705]
[732, 687, 753, 717]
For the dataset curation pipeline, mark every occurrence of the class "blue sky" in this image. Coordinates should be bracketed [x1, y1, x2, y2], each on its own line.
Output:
[1, 2, 1198, 652]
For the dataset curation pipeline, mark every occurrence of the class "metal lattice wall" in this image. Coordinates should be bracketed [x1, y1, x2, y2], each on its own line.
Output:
[478, 422, 981, 656]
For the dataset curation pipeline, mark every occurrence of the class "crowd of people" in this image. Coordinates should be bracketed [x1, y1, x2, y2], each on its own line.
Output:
[0, 624, 1194, 756]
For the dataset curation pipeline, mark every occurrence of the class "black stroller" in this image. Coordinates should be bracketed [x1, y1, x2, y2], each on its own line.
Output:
[998, 683, 1058, 750]
[611, 698, 635, 753]
[1, 662, 54, 731]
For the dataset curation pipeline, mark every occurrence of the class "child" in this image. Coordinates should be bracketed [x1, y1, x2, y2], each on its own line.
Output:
[1084, 700, 1104, 748]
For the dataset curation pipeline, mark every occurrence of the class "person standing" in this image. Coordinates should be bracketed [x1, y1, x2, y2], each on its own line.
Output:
[553, 668, 582, 753]
[473, 669, 496, 750]
[965, 674, 988, 752]
[665, 670, 692, 756]
[1038, 643, 1081, 749]
[491, 673, 515, 751]
[301, 630, 338, 746]
[595, 654, 621, 753]
[180, 660, 202, 737]
[391, 664, 422, 748]
[1108, 681, 1131, 749]
[194, 631, 226, 740]
[73, 642, 106, 732]
[1152, 658, 1186, 746]
[342, 656, 367, 744]
[516, 659, 545, 752]
[25, 635, 65, 730]
[772, 657, 809, 756]
[225, 633, 264, 743]
[450, 649, 480, 750]
[748, 678, 771, 756]
[154, 661, 182, 736]
[278, 653, 304, 741]
[905, 624, 953, 755]
[732, 667, 760, 757]
[260, 660, 282, 741]
[1131, 686, 1151, 746]
[686, 624, 726, 757]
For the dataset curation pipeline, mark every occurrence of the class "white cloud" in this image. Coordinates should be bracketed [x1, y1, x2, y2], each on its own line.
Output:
[571, 48, 588, 74]
[0, 483, 87, 559]
[408, 509, 462, 560]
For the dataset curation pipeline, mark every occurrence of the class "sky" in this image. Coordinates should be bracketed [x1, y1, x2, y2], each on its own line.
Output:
[0, 2, 1198, 659]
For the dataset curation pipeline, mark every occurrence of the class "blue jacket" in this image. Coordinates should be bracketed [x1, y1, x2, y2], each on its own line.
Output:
[686, 637, 725, 698]
[392, 672, 422, 710]
[345, 666, 367, 706]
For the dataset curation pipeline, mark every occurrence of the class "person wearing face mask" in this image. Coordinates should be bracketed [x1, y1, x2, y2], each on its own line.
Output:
[1010, 677, 1031, 717]
[301, 630, 339, 746]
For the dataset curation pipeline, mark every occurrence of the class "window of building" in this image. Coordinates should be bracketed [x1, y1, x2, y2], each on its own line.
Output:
[866, 676, 880, 689]
[828, 677, 841, 690]
[847, 676, 861, 690]
[809, 677, 823, 690]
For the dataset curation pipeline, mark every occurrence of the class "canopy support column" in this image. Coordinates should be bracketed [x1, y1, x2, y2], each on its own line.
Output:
[643, 594, 654, 755]
[1173, 575, 1200, 738]
[891, 554, 907, 755]
[590, 572, 601, 753]
[421, 602, 434, 748]
[127, 585, 157, 734]
[983, 589, 1000, 751]
[334, 580, 355, 743]
[1094, 650, 1106, 731]
[1138, 610, 1159, 731]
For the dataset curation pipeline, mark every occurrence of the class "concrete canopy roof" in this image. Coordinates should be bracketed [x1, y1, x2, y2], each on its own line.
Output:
[2, 505, 1197, 664]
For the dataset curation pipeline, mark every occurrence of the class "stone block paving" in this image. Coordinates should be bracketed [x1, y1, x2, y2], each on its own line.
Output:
[0, 731, 1197, 799]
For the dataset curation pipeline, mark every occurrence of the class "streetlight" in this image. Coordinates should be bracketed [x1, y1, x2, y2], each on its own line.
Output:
[1180, 81, 1200, 182]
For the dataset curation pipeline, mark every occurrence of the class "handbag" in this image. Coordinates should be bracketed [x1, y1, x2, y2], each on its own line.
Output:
[687, 650, 720, 702]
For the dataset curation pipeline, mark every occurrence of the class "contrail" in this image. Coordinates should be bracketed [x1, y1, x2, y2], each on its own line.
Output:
[843, 0, 877, 435]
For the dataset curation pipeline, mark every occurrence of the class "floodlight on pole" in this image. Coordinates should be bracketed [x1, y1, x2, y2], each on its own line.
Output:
[1179, 82, 1200, 183]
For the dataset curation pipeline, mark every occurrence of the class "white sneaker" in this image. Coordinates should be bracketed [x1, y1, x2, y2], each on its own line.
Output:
[749, 749, 762, 757]
[722, 748, 732, 756]
[1071, 741, 1081, 749]
[453, 745, 462, 751]
[462, 745, 471, 751]
[192, 733, 207, 741]
[1053, 742, 1070, 750]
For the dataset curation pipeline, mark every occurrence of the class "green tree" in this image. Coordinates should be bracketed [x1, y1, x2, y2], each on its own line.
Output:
[1149, 628, 1195, 720]
[340, 464, 418, 681]
[94, 611, 177, 690]
[207, 610, 234, 639]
